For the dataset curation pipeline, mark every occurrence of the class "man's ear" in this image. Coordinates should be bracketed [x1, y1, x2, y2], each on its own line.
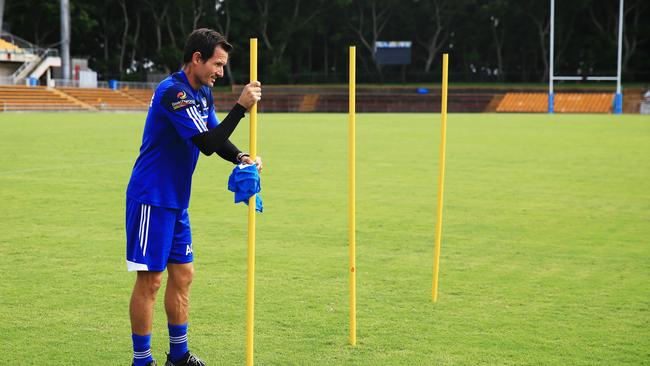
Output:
[192, 51, 202, 64]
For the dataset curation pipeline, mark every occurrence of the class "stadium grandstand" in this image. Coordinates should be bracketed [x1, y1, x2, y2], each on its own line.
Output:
[0, 0, 647, 114]
[0, 32, 60, 85]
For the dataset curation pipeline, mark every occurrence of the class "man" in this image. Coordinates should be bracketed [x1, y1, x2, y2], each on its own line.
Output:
[125, 28, 262, 366]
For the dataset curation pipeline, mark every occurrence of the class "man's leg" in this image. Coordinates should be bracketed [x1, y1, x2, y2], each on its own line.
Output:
[165, 263, 194, 363]
[131, 271, 164, 333]
[163, 207, 203, 366]
[126, 199, 178, 365]
[130, 270, 164, 366]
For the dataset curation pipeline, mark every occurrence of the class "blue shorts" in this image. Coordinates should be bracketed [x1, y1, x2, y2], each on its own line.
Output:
[125, 198, 194, 271]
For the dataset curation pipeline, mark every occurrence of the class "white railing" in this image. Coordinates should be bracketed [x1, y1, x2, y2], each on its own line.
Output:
[0, 49, 29, 56]
[50, 79, 156, 89]
[115, 81, 158, 89]
[51, 79, 109, 88]
[51, 78, 80, 88]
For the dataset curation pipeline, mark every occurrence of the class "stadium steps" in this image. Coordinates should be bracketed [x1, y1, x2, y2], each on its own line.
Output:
[214, 93, 239, 112]
[214, 93, 306, 113]
[484, 94, 505, 112]
[49, 87, 96, 111]
[118, 89, 150, 108]
[449, 93, 495, 113]
[496, 93, 546, 112]
[0, 85, 90, 112]
[121, 88, 154, 106]
[496, 93, 615, 113]
[298, 94, 320, 112]
[56, 87, 147, 110]
[307, 93, 492, 113]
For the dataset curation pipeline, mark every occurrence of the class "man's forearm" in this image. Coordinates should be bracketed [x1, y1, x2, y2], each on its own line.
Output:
[215, 139, 241, 164]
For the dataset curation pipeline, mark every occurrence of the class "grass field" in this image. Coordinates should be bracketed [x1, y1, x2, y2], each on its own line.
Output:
[0, 112, 648, 365]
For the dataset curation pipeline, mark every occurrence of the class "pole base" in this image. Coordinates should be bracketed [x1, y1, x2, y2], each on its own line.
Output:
[614, 93, 623, 114]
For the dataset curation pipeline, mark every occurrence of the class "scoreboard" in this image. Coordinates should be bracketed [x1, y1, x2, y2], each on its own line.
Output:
[374, 41, 412, 65]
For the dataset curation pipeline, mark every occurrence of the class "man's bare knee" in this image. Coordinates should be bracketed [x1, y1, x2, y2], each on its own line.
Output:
[168, 264, 194, 289]
[136, 271, 164, 296]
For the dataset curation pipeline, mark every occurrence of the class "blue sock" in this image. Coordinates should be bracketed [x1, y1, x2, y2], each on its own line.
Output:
[168, 323, 189, 362]
[132, 333, 153, 366]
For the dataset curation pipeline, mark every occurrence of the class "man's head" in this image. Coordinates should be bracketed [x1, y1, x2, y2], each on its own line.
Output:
[182, 28, 233, 88]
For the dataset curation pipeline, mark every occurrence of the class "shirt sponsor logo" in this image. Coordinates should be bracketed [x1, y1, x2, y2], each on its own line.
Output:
[177, 91, 187, 100]
[171, 99, 195, 110]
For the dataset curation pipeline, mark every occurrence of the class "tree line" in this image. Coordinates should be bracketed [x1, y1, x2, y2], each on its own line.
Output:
[4, 0, 649, 84]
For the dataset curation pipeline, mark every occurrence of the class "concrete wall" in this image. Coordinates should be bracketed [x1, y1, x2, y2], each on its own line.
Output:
[0, 62, 18, 77]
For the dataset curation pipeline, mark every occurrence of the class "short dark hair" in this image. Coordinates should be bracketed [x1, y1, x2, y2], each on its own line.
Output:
[182, 28, 232, 64]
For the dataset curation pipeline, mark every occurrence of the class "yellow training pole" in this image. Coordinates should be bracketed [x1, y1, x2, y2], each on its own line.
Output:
[348, 45, 356, 346]
[432, 53, 449, 303]
[246, 38, 258, 366]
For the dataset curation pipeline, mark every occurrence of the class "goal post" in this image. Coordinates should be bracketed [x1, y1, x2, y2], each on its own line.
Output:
[548, 0, 624, 114]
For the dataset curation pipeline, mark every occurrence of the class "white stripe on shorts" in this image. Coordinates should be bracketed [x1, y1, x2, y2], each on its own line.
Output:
[142, 205, 151, 256]
[138, 204, 145, 246]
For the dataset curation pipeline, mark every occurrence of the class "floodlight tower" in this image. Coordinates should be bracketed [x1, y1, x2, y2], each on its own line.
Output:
[0, 0, 5, 34]
[60, 0, 70, 80]
[549, 0, 624, 114]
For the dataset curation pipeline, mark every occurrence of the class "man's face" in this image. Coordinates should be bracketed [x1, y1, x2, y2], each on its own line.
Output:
[195, 46, 228, 87]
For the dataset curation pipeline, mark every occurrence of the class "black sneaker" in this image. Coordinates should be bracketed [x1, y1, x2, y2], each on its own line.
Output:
[132, 361, 157, 366]
[165, 351, 206, 366]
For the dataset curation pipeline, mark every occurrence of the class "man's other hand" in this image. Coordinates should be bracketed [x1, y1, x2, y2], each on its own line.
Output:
[237, 81, 262, 110]
[241, 155, 263, 173]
